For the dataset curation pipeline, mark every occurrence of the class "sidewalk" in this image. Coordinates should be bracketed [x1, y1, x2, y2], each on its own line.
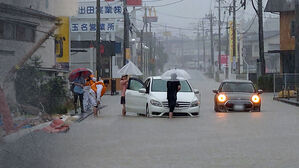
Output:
[274, 97, 299, 107]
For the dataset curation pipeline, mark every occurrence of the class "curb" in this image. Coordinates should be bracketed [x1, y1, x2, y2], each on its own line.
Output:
[76, 105, 107, 122]
[273, 97, 299, 107]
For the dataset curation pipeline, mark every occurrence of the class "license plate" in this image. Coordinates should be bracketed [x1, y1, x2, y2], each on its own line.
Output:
[233, 105, 245, 111]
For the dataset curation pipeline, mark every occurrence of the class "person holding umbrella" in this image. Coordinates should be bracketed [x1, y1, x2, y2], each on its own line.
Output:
[167, 73, 181, 119]
[73, 72, 86, 114]
[69, 68, 92, 115]
[161, 69, 191, 119]
[118, 61, 143, 116]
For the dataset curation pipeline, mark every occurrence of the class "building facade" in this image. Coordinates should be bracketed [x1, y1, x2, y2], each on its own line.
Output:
[265, 0, 297, 73]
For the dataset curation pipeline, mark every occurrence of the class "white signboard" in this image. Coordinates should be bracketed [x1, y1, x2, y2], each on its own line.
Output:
[71, 20, 116, 32]
[77, 1, 123, 18]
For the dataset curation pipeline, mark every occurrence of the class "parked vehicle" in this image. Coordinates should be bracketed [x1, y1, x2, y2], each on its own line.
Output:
[126, 76, 200, 117]
[213, 80, 263, 112]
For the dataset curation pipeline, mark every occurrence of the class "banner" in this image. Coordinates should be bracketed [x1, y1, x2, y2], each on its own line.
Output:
[127, 0, 142, 6]
[229, 21, 238, 63]
[71, 20, 116, 32]
[55, 17, 70, 70]
[77, 1, 123, 18]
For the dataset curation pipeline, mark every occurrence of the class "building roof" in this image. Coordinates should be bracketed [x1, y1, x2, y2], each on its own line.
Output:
[265, 0, 295, 12]
[0, 3, 56, 21]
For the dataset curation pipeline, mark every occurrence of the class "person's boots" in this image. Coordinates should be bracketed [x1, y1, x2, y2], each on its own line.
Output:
[80, 103, 85, 114]
[74, 103, 78, 115]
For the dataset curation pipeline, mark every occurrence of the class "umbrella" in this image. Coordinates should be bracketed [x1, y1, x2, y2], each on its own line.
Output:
[161, 69, 191, 81]
[69, 68, 92, 82]
[118, 61, 143, 76]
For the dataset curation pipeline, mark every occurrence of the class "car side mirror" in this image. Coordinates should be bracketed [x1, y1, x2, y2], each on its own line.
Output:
[213, 90, 219, 94]
[194, 89, 200, 94]
[257, 89, 263, 94]
[139, 88, 146, 94]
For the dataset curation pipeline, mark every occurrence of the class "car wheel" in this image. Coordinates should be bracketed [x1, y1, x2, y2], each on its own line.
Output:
[146, 104, 150, 117]
[256, 106, 261, 112]
[214, 104, 220, 112]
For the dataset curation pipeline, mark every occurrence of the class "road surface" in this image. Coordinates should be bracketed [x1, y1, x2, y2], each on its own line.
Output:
[1, 70, 299, 168]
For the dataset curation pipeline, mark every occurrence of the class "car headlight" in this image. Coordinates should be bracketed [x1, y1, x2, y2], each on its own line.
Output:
[217, 94, 227, 103]
[190, 100, 199, 107]
[251, 95, 260, 103]
[150, 99, 162, 107]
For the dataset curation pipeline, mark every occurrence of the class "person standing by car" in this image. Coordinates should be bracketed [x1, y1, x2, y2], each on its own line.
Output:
[167, 73, 181, 119]
[73, 72, 85, 115]
[120, 75, 129, 116]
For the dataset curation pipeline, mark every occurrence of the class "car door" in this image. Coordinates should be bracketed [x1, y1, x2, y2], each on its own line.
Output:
[126, 78, 147, 114]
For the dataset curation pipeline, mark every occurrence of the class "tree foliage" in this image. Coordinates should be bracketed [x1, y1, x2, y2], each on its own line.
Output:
[15, 56, 68, 114]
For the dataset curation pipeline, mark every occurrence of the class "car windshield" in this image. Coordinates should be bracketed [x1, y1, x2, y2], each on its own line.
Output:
[220, 82, 255, 93]
[151, 79, 192, 92]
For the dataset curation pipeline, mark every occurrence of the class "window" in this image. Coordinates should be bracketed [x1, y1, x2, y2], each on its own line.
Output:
[16, 24, 35, 42]
[0, 22, 4, 39]
[151, 79, 192, 92]
[220, 82, 255, 93]
[45, 0, 49, 9]
[4, 22, 15, 40]
[291, 20, 295, 37]
[129, 79, 144, 91]
[0, 50, 15, 56]
[0, 20, 35, 42]
[144, 79, 150, 93]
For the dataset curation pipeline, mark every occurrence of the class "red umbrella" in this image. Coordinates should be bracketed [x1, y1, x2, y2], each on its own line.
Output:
[69, 68, 92, 82]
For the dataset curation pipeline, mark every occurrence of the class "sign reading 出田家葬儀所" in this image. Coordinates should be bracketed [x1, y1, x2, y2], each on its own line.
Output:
[77, 1, 123, 18]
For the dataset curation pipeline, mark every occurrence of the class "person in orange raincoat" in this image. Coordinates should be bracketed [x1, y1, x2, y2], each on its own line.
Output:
[83, 74, 95, 112]
[88, 77, 107, 117]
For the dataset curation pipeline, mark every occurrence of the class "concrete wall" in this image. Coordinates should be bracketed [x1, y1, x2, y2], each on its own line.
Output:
[0, 13, 56, 83]
[0, 2, 57, 106]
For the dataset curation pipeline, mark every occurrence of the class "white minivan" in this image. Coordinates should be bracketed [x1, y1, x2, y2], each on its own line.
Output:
[125, 76, 200, 117]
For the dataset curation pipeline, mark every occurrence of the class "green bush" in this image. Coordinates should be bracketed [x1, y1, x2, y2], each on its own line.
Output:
[40, 77, 68, 114]
[257, 75, 273, 92]
[15, 56, 68, 115]
[15, 56, 44, 107]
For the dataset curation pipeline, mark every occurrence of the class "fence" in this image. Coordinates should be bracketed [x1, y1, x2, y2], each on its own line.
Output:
[273, 73, 299, 102]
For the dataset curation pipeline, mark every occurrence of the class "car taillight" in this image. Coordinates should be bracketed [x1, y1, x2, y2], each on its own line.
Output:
[251, 95, 260, 103]
[217, 94, 227, 103]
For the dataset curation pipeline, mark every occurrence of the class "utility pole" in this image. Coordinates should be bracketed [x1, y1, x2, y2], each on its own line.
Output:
[209, 13, 215, 75]
[225, 20, 229, 79]
[295, 0, 299, 101]
[218, 0, 222, 71]
[123, 0, 130, 66]
[258, 0, 265, 75]
[140, 29, 144, 72]
[233, 0, 236, 74]
[96, 0, 101, 79]
[197, 22, 200, 69]
[202, 20, 206, 71]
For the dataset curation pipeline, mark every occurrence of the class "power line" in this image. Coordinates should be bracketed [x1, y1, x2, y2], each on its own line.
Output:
[155, 10, 202, 20]
[150, 0, 185, 8]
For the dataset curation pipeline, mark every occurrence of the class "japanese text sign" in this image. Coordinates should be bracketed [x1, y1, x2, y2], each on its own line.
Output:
[71, 20, 116, 32]
[77, 0, 123, 18]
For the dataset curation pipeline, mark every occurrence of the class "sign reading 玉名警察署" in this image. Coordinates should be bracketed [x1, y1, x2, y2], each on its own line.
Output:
[71, 20, 116, 33]
[77, 0, 123, 18]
